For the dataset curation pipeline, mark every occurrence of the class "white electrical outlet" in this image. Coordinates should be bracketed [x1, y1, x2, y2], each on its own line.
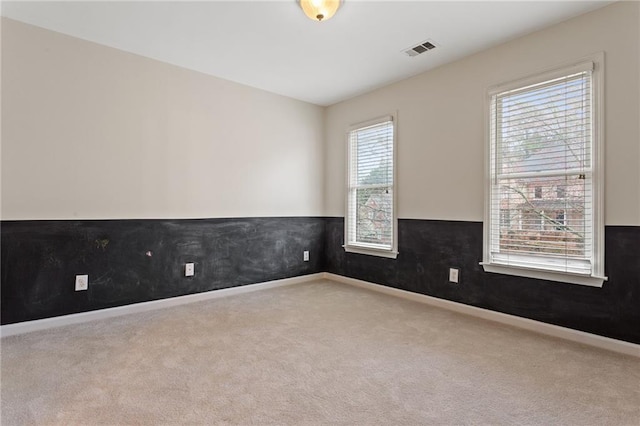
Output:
[185, 263, 195, 277]
[75, 275, 88, 291]
[303, 251, 310, 261]
[449, 268, 459, 284]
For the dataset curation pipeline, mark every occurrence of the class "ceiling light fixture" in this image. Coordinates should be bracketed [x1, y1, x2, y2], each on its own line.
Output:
[298, 0, 342, 22]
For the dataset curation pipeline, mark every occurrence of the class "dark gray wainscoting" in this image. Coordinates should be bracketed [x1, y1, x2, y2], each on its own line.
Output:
[1, 218, 325, 324]
[324, 218, 640, 344]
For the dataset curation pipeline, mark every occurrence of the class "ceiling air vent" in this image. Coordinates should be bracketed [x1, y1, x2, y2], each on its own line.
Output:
[404, 40, 437, 57]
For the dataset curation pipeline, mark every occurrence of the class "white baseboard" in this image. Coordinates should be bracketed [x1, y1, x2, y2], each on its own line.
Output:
[323, 273, 640, 358]
[0, 273, 324, 338]
[4, 272, 637, 358]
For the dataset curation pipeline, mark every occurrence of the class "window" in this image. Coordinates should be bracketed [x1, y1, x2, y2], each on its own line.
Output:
[534, 186, 542, 199]
[483, 55, 606, 287]
[554, 211, 566, 231]
[345, 114, 397, 258]
[500, 209, 511, 229]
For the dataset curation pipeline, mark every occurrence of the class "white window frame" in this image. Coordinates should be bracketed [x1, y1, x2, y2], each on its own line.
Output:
[482, 53, 606, 287]
[344, 113, 398, 259]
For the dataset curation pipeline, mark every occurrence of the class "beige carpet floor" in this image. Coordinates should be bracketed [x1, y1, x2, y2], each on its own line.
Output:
[1, 279, 639, 425]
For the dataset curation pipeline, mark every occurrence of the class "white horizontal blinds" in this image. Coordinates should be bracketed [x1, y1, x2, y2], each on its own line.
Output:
[490, 70, 593, 274]
[348, 118, 394, 249]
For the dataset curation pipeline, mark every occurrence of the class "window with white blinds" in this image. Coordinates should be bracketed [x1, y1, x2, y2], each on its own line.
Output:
[345, 115, 398, 258]
[483, 57, 606, 287]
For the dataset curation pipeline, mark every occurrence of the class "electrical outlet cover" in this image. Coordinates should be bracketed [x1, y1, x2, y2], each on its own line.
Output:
[75, 274, 88, 291]
[185, 263, 195, 277]
[449, 268, 459, 283]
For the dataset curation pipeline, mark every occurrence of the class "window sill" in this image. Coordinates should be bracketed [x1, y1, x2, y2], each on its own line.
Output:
[343, 244, 398, 259]
[480, 262, 607, 287]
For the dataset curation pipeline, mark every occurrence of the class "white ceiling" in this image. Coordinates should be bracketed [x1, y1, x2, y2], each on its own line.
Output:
[2, 1, 613, 106]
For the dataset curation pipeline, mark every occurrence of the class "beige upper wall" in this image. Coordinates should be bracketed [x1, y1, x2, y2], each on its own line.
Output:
[325, 1, 640, 226]
[3, 3, 639, 225]
[1, 18, 325, 220]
